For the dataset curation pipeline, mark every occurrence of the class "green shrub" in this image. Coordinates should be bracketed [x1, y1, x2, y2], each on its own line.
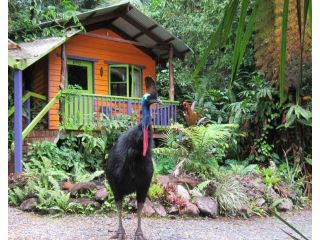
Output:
[212, 174, 248, 216]
[148, 183, 165, 201]
[153, 147, 177, 175]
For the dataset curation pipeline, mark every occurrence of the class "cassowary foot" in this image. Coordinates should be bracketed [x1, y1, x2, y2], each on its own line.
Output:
[134, 231, 147, 240]
[110, 229, 126, 240]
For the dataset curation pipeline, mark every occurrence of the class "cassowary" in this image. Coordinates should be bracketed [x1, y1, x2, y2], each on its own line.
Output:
[106, 76, 161, 240]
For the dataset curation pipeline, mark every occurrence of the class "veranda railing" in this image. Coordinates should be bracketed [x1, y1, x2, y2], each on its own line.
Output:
[61, 92, 178, 129]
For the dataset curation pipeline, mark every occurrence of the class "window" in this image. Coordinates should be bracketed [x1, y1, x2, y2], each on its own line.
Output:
[109, 64, 142, 97]
[67, 59, 93, 93]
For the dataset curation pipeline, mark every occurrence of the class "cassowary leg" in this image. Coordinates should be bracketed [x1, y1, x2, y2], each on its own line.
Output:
[134, 202, 146, 240]
[110, 202, 126, 240]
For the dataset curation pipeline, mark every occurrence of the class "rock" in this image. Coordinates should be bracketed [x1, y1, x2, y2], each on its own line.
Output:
[181, 202, 199, 216]
[240, 203, 251, 216]
[128, 199, 137, 210]
[168, 205, 179, 214]
[153, 203, 167, 217]
[157, 174, 199, 188]
[70, 182, 96, 195]
[8, 173, 28, 188]
[194, 197, 218, 218]
[157, 175, 172, 188]
[267, 188, 281, 202]
[61, 181, 74, 191]
[239, 175, 266, 200]
[94, 188, 108, 201]
[256, 197, 266, 207]
[176, 185, 191, 201]
[141, 198, 155, 217]
[69, 198, 92, 207]
[92, 201, 101, 209]
[277, 198, 293, 212]
[274, 182, 294, 198]
[20, 198, 37, 211]
[191, 190, 203, 198]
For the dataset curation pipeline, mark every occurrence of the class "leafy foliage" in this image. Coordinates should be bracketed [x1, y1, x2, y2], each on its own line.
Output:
[212, 174, 248, 216]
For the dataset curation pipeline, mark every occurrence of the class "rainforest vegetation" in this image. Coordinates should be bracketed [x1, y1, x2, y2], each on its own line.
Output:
[8, 0, 311, 220]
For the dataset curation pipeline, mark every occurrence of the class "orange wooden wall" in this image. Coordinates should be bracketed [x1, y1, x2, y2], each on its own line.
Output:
[48, 28, 156, 129]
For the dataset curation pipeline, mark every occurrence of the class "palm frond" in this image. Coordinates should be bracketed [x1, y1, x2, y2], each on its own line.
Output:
[229, 0, 261, 88]
[190, 0, 239, 82]
[274, 211, 309, 240]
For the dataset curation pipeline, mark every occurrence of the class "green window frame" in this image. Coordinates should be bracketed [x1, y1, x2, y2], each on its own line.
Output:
[108, 64, 142, 97]
[67, 59, 93, 93]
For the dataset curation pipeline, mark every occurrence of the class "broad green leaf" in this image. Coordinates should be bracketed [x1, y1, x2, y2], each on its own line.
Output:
[274, 211, 309, 240]
[190, 0, 239, 82]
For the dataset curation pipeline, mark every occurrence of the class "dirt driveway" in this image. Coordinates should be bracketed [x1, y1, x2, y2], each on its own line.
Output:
[8, 207, 311, 240]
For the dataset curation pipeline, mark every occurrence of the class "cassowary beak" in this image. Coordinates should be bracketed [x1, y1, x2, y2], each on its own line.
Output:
[156, 97, 163, 105]
[149, 97, 163, 105]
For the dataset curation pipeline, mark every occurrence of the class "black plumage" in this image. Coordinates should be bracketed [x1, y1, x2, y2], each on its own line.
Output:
[106, 123, 154, 204]
[105, 76, 160, 240]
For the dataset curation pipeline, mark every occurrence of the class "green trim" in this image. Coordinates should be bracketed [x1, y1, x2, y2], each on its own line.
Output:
[8, 91, 47, 117]
[67, 59, 93, 93]
[132, 65, 142, 97]
[22, 92, 61, 139]
[109, 64, 129, 97]
[109, 64, 143, 98]
[61, 91, 179, 104]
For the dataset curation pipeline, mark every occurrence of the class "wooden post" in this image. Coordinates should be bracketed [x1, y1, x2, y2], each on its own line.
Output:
[59, 44, 67, 126]
[60, 44, 67, 90]
[14, 70, 23, 173]
[169, 44, 174, 101]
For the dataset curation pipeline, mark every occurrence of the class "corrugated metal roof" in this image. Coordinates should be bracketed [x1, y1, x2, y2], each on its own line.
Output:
[74, 1, 193, 60]
[8, 2, 192, 69]
[8, 31, 78, 70]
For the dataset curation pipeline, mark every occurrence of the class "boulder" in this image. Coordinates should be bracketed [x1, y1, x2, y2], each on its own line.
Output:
[194, 196, 218, 218]
[61, 181, 74, 191]
[128, 199, 137, 210]
[256, 197, 266, 207]
[70, 182, 96, 195]
[267, 188, 281, 202]
[176, 185, 191, 201]
[8, 173, 28, 188]
[181, 202, 199, 216]
[239, 175, 266, 200]
[153, 203, 167, 217]
[157, 174, 198, 188]
[69, 198, 92, 207]
[168, 205, 179, 215]
[94, 188, 108, 202]
[141, 198, 155, 217]
[277, 198, 293, 212]
[20, 198, 37, 211]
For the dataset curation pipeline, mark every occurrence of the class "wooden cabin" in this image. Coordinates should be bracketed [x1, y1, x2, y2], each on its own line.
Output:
[8, 2, 192, 173]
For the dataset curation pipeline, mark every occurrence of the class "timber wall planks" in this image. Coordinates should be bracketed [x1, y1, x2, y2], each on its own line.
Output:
[48, 28, 156, 129]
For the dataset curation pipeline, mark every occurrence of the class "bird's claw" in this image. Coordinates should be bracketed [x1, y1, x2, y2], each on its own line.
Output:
[134, 231, 147, 240]
[110, 230, 126, 240]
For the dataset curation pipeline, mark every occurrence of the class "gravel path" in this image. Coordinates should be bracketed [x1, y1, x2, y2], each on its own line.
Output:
[8, 207, 311, 240]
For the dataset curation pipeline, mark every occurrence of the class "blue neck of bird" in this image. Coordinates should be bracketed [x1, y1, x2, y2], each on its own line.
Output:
[142, 102, 151, 130]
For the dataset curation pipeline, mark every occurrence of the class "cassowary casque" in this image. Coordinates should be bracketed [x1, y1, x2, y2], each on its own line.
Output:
[106, 76, 161, 240]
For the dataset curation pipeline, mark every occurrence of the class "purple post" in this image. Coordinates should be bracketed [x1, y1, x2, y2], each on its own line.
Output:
[24, 97, 31, 126]
[14, 70, 23, 173]
[128, 99, 132, 116]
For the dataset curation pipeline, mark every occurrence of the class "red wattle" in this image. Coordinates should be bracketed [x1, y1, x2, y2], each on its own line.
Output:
[143, 125, 149, 156]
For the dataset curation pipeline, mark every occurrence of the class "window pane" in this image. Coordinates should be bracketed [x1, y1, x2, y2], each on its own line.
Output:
[110, 67, 127, 83]
[67, 65, 88, 90]
[133, 68, 142, 98]
[111, 83, 126, 96]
